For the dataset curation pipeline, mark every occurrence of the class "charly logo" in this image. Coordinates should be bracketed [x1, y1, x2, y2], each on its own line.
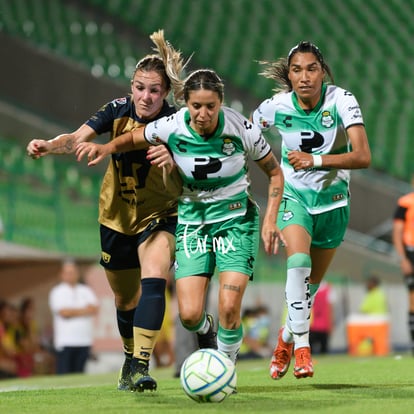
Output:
[321, 110, 334, 128]
[282, 211, 294, 221]
[222, 138, 235, 155]
[101, 251, 111, 263]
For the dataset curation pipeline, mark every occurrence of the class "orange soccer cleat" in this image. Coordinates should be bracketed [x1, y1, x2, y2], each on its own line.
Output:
[293, 346, 314, 379]
[269, 328, 294, 380]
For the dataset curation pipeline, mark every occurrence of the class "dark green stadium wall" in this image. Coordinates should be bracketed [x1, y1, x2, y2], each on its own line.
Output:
[0, 0, 411, 258]
[0, 31, 127, 131]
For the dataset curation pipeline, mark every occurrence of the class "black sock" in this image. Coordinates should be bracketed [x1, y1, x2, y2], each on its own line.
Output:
[134, 278, 166, 330]
[409, 312, 414, 352]
[117, 308, 135, 339]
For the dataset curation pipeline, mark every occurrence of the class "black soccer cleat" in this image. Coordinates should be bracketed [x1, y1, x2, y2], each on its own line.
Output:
[117, 353, 133, 391]
[197, 314, 218, 350]
[130, 357, 157, 392]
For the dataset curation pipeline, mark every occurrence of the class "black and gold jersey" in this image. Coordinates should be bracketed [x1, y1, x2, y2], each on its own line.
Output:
[86, 95, 177, 235]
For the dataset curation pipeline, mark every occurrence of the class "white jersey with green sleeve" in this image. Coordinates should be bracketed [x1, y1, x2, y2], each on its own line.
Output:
[252, 84, 364, 214]
[144, 106, 271, 225]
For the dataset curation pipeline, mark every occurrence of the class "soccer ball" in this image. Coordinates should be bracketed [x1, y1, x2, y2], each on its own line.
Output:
[180, 348, 237, 403]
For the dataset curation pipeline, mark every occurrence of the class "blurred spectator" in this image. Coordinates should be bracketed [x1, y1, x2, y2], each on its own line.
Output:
[15, 298, 35, 377]
[18, 297, 55, 376]
[309, 282, 334, 354]
[359, 276, 388, 316]
[347, 276, 390, 357]
[0, 300, 17, 378]
[49, 259, 99, 374]
[1, 302, 19, 357]
[239, 305, 271, 359]
[392, 174, 414, 355]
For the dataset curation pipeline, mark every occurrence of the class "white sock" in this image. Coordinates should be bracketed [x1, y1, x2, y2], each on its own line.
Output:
[196, 313, 210, 335]
[282, 323, 294, 343]
[217, 337, 242, 364]
[293, 332, 310, 350]
[285, 266, 311, 335]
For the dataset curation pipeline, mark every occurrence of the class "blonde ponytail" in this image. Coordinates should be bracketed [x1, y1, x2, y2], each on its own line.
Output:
[149, 30, 191, 106]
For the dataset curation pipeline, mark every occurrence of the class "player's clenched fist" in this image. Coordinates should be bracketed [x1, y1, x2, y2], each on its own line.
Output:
[26, 139, 50, 159]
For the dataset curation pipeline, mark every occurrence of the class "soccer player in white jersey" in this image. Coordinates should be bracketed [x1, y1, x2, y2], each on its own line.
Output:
[76, 69, 286, 371]
[252, 41, 371, 379]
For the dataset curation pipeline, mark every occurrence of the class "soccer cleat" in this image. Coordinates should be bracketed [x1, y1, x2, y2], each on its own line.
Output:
[130, 358, 157, 392]
[117, 353, 133, 391]
[269, 328, 294, 380]
[293, 347, 314, 379]
[197, 314, 218, 349]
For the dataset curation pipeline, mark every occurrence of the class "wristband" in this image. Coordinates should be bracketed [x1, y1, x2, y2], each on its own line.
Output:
[312, 154, 322, 168]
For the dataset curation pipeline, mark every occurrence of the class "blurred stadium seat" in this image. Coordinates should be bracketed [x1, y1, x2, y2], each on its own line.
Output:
[0, 136, 100, 256]
[0, 0, 412, 255]
[81, 0, 413, 181]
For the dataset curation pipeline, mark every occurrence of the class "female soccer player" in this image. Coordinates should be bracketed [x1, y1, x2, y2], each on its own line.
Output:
[252, 41, 371, 379]
[26, 30, 188, 392]
[75, 68, 286, 368]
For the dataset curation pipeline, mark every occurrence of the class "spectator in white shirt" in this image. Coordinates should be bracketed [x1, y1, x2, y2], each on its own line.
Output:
[49, 259, 99, 374]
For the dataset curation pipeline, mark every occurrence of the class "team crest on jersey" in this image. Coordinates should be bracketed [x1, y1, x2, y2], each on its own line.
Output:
[222, 138, 236, 155]
[282, 210, 294, 221]
[101, 251, 111, 263]
[321, 111, 334, 128]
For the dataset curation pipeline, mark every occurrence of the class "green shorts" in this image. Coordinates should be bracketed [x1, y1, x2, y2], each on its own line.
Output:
[175, 202, 259, 279]
[278, 198, 350, 249]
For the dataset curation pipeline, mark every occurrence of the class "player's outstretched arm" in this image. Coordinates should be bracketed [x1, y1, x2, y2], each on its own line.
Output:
[76, 126, 148, 166]
[27, 135, 76, 159]
[26, 124, 96, 159]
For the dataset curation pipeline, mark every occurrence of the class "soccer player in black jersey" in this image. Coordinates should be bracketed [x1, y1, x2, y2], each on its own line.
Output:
[27, 31, 188, 392]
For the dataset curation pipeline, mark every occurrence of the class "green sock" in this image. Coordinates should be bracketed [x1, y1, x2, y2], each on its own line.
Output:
[217, 324, 243, 364]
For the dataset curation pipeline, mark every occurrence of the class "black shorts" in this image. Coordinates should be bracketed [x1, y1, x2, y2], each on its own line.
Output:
[99, 217, 177, 270]
[404, 250, 414, 291]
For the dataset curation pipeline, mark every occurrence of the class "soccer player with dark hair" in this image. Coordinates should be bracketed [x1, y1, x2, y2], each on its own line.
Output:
[252, 41, 371, 379]
[75, 68, 286, 376]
